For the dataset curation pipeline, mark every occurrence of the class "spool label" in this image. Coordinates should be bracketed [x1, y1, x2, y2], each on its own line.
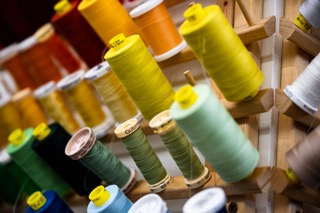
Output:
[71, 129, 96, 160]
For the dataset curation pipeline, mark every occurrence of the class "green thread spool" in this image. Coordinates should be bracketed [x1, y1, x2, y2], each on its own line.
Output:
[0, 148, 40, 204]
[170, 84, 259, 183]
[104, 33, 175, 121]
[6, 128, 70, 196]
[65, 127, 136, 194]
[149, 110, 211, 189]
[115, 118, 172, 193]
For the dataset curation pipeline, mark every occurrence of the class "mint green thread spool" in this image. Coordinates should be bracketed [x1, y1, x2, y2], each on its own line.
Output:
[6, 128, 69, 196]
[115, 119, 172, 193]
[149, 110, 210, 188]
[170, 84, 259, 182]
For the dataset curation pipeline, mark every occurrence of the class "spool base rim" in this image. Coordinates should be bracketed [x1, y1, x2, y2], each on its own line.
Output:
[121, 168, 137, 194]
[149, 173, 172, 193]
[154, 40, 187, 62]
[185, 167, 211, 189]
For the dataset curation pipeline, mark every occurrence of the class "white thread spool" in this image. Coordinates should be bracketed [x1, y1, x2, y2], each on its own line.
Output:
[284, 53, 320, 115]
[128, 194, 168, 213]
[183, 187, 227, 213]
[299, 0, 320, 28]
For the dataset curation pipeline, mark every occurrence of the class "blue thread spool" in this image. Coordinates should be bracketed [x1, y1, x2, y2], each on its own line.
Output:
[128, 194, 170, 213]
[183, 188, 227, 213]
[87, 185, 133, 213]
[26, 190, 73, 213]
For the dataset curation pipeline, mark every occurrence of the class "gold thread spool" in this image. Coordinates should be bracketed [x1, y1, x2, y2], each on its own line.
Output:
[11, 88, 48, 128]
[78, 0, 143, 47]
[85, 62, 141, 124]
[130, 0, 187, 61]
[57, 70, 114, 138]
[34, 81, 80, 134]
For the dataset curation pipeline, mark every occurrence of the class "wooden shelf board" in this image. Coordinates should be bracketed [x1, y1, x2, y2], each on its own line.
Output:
[271, 168, 320, 208]
[280, 17, 320, 57]
[274, 88, 320, 128]
[158, 16, 276, 68]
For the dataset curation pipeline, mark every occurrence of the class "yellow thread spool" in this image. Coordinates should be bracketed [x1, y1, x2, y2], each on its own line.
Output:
[78, 0, 142, 46]
[85, 62, 141, 124]
[179, 4, 264, 102]
[34, 81, 80, 134]
[12, 88, 48, 128]
[57, 70, 114, 138]
[104, 34, 175, 121]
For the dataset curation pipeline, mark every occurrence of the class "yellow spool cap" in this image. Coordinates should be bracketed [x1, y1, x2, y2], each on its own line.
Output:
[108, 34, 129, 51]
[8, 129, 26, 147]
[89, 185, 110, 207]
[33, 123, 51, 141]
[174, 85, 198, 109]
[294, 13, 311, 33]
[183, 3, 208, 25]
[27, 191, 47, 210]
[286, 168, 300, 183]
[54, 0, 72, 15]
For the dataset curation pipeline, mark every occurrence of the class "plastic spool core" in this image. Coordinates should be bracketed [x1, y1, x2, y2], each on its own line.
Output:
[33, 81, 56, 99]
[57, 70, 85, 91]
[149, 110, 175, 135]
[109, 34, 129, 51]
[84, 62, 112, 81]
[33, 123, 51, 141]
[89, 185, 110, 207]
[8, 129, 26, 147]
[54, 0, 72, 15]
[184, 3, 207, 24]
[12, 88, 32, 102]
[65, 127, 96, 160]
[0, 149, 12, 164]
[174, 85, 198, 109]
[0, 43, 19, 64]
[114, 118, 140, 139]
[284, 85, 317, 115]
[128, 194, 168, 213]
[294, 13, 311, 32]
[34, 23, 55, 42]
[18, 36, 38, 52]
[27, 191, 47, 211]
[286, 168, 300, 184]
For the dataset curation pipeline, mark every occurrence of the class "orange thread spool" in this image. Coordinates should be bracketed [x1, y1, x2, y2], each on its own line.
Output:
[18, 36, 62, 86]
[130, 0, 186, 61]
[78, 0, 143, 47]
[12, 88, 48, 128]
[0, 44, 37, 90]
[34, 23, 82, 74]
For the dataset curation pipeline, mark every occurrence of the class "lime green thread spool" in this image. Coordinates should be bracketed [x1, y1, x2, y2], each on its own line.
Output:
[170, 84, 259, 183]
[104, 33, 175, 121]
[149, 110, 210, 188]
[7, 128, 69, 196]
[115, 118, 172, 193]
[179, 3, 264, 102]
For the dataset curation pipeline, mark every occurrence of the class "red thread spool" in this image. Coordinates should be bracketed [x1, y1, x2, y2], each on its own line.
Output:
[51, 0, 106, 68]
[0, 44, 37, 90]
[286, 125, 320, 188]
[34, 23, 82, 74]
[130, 0, 186, 61]
[18, 36, 63, 86]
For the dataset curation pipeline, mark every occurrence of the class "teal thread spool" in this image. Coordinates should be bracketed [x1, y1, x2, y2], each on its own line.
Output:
[170, 84, 259, 182]
[149, 110, 210, 188]
[65, 127, 137, 194]
[115, 119, 172, 193]
[6, 128, 69, 196]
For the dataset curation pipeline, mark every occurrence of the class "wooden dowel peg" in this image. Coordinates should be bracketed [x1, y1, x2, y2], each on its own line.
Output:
[184, 70, 196, 86]
[236, 0, 255, 26]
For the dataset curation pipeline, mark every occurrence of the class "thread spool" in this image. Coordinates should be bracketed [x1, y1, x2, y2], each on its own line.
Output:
[130, 0, 187, 61]
[87, 185, 132, 213]
[183, 187, 228, 213]
[105, 34, 175, 120]
[57, 70, 114, 138]
[12, 88, 48, 128]
[32, 123, 102, 196]
[18, 36, 62, 86]
[65, 127, 136, 194]
[294, 0, 320, 32]
[0, 43, 36, 89]
[7, 128, 69, 196]
[51, 0, 105, 68]
[34, 81, 80, 134]
[284, 53, 320, 115]
[286, 124, 320, 188]
[34, 23, 81, 73]
[128, 194, 168, 213]
[0, 148, 40, 204]
[149, 110, 210, 189]
[170, 84, 259, 182]
[78, 0, 142, 46]
[26, 190, 73, 213]
[115, 118, 172, 193]
[179, 3, 264, 102]
[84, 62, 142, 125]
